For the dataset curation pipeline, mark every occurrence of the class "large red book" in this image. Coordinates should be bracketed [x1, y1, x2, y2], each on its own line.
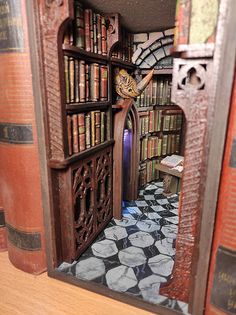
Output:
[0, 0, 46, 274]
[206, 75, 236, 315]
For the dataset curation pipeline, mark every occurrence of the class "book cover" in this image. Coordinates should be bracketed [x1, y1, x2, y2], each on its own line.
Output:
[64, 55, 70, 103]
[95, 111, 101, 145]
[75, 2, 85, 49]
[100, 65, 108, 101]
[84, 9, 91, 52]
[79, 60, 86, 102]
[78, 113, 85, 152]
[97, 14, 102, 55]
[101, 111, 106, 143]
[74, 59, 79, 103]
[72, 114, 79, 153]
[69, 57, 75, 103]
[85, 112, 91, 149]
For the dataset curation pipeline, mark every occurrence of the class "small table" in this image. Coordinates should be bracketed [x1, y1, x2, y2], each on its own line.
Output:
[155, 163, 182, 196]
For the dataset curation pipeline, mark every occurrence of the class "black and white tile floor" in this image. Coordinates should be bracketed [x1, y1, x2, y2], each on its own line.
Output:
[58, 181, 189, 314]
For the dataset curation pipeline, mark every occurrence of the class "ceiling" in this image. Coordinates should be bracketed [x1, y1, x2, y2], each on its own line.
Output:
[80, 0, 176, 33]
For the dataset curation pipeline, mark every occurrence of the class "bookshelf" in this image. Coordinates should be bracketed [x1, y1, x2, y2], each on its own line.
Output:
[136, 72, 184, 187]
[54, 0, 135, 262]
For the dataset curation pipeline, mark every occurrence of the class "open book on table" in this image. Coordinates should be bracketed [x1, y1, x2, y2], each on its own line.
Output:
[161, 154, 184, 170]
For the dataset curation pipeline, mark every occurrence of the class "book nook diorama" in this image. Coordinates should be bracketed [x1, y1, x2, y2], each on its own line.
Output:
[36, 0, 223, 314]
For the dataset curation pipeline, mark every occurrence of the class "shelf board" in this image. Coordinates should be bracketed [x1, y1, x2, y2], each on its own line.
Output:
[139, 130, 181, 139]
[137, 104, 182, 112]
[66, 101, 111, 112]
[139, 156, 162, 163]
[63, 44, 109, 63]
[111, 58, 135, 69]
[49, 140, 115, 169]
[141, 68, 173, 75]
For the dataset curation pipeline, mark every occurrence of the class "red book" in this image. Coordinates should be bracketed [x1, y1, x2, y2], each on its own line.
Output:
[84, 9, 91, 52]
[100, 65, 108, 101]
[79, 60, 86, 102]
[90, 63, 100, 102]
[72, 114, 79, 153]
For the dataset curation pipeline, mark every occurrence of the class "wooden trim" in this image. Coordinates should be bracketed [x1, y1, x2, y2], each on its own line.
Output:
[191, 0, 236, 314]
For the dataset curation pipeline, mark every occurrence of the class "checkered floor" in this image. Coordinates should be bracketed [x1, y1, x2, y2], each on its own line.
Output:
[58, 180, 189, 314]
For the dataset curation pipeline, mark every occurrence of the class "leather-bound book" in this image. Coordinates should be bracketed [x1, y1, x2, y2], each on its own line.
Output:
[72, 114, 79, 153]
[79, 60, 86, 102]
[85, 63, 90, 102]
[90, 9, 94, 53]
[100, 65, 108, 101]
[69, 57, 75, 103]
[74, 59, 79, 103]
[101, 111, 106, 143]
[101, 16, 107, 55]
[90, 111, 96, 147]
[64, 55, 70, 103]
[93, 13, 98, 54]
[78, 113, 85, 152]
[90, 63, 100, 102]
[75, 2, 85, 49]
[96, 14, 102, 54]
[84, 9, 91, 52]
[85, 112, 91, 149]
[95, 110, 101, 145]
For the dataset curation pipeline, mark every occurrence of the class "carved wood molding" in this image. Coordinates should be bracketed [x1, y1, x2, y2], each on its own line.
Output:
[38, 0, 73, 161]
[59, 146, 113, 262]
[160, 58, 213, 302]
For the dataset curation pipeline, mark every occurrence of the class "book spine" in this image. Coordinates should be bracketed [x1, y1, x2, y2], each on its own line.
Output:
[91, 111, 96, 146]
[93, 13, 98, 54]
[78, 113, 85, 152]
[84, 9, 91, 52]
[101, 111, 106, 143]
[90, 63, 100, 102]
[100, 65, 108, 101]
[69, 57, 75, 103]
[79, 60, 86, 102]
[85, 112, 91, 149]
[90, 9, 94, 53]
[97, 14, 102, 55]
[67, 115, 73, 156]
[74, 59, 79, 103]
[75, 3, 85, 49]
[101, 16, 107, 55]
[64, 55, 70, 103]
[95, 111, 101, 145]
[85, 63, 90, 102]
[72, 114, 79, 153]
[0, 0, 46, 273]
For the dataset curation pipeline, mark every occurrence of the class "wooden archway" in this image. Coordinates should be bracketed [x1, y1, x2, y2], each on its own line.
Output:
[113, 99, 139, 219]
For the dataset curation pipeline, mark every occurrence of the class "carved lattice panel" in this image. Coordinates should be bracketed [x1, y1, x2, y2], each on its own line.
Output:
[72, 147, 113, 259]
